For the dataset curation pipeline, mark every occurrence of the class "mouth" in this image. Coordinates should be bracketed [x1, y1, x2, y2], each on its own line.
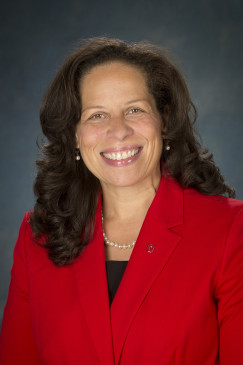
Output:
[101, 147, 142, 161]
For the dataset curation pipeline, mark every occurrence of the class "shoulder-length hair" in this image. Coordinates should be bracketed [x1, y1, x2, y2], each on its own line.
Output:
[30, 37, 235, 266]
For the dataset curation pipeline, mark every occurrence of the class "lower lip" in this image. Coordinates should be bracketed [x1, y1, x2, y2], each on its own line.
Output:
[100, 148, 142, 167]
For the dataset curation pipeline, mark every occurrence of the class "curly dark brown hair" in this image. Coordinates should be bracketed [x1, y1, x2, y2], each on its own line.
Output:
[30, 37, 235, 266]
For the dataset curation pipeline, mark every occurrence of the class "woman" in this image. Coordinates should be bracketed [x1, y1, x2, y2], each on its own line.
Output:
[0, 38, 242, 365]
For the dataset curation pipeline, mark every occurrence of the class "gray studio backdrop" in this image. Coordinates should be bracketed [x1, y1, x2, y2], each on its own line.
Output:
[0, 0, 243, 325]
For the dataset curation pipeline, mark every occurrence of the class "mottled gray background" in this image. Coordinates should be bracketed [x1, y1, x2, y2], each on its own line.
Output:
[0, 0, 242, 325]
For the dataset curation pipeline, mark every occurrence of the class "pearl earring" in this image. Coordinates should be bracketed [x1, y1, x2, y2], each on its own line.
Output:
[165, 145, 171, 151]
[75, 148, 81, 161]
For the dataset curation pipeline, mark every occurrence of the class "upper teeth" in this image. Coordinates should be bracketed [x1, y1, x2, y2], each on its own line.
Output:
[102, 149, 140, 160]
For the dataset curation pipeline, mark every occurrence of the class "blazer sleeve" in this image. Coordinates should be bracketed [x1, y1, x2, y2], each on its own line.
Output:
[0, 213, 42, 365]
[216, 207, 243, 365]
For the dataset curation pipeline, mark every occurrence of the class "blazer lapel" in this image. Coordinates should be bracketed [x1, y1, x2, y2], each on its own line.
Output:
[110, 176, 184, 364]
[74, 197, 115, 365]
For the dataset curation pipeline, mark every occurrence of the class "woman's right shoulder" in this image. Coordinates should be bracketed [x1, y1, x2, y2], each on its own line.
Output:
[16, 211, 36, 247]
[14, 211, 49, 267]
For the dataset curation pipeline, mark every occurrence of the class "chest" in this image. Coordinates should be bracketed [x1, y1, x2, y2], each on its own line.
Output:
[26, 223, 222, 364]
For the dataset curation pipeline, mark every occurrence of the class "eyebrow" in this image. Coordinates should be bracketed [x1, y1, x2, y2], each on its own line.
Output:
[81, 105, 105, 113]
[125, 99, 150, 105]
[81, 99, 150, 113]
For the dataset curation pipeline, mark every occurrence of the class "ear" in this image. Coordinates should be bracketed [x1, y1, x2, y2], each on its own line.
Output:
[161, 123, 167, 137]
[75, 136, 79, 148]
[75, 127, 80, 149]
[161, 105, 169, 137]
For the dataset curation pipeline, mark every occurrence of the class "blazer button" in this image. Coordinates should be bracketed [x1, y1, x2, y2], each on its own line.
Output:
[146, 244, 155, 253]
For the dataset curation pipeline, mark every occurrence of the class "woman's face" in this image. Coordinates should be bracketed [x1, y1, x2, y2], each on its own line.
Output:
[76, 61, 165, 190]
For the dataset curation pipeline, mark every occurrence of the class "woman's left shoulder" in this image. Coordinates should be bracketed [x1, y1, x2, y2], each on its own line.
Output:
[184, 188, 243, 218]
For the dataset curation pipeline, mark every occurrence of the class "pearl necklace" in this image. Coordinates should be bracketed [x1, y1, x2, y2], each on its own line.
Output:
[101, 212, 136, 249]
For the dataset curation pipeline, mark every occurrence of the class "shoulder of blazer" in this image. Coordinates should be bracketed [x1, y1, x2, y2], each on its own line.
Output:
[183, 187, 243, 214]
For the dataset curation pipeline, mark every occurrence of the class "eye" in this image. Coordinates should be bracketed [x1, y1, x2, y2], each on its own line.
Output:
[128, 108, 143, 114]
[89, 113, 105, 120]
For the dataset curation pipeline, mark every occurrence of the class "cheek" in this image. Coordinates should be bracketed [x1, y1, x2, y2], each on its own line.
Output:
[78, 125, 102, 151]
[138, 116, 162, 141]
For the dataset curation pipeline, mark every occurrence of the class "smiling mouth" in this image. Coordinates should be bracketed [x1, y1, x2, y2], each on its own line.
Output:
[101, 148, 142, 161]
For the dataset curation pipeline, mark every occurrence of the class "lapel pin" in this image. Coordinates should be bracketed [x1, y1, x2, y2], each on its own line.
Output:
[146, 244, 155, 253]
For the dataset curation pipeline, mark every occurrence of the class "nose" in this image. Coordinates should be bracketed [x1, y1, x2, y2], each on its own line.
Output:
[106, 115, 133, 141]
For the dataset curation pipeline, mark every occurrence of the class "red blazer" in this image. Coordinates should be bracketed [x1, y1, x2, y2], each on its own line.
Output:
[1, 176, 243, 365]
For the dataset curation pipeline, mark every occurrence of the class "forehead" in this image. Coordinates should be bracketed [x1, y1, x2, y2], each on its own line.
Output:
[80, 61, 149, 99]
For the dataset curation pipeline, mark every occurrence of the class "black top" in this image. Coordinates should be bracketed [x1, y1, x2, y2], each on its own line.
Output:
[106, 261, 128, 305]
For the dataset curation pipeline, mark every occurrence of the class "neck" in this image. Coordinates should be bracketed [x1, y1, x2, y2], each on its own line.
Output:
[101, 175, 161, 222]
